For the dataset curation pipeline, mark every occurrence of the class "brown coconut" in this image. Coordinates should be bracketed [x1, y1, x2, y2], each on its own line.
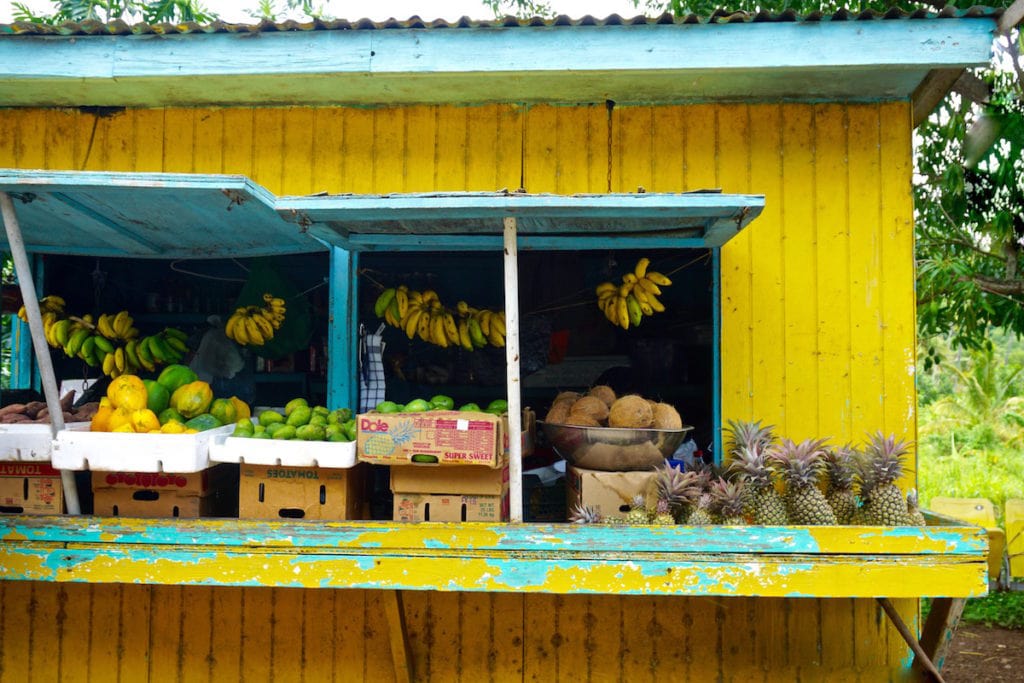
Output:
[608, 395, 654, 428]
[587, 385, 617, 408]
[651, 403, 683, 430]
[564, 410, 602, 427]
[569, 396, 610, 424]
[545, 401, 571, 424]
[553, 391, 581, 405]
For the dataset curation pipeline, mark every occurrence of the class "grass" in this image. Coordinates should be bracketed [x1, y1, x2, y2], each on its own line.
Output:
[961, 591, 1024, 629]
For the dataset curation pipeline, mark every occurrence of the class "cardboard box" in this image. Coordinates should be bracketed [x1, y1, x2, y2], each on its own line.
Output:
[0, 461, 63, 514]
[390, 464, 509, 495]
[566, 465, 658, 521]
[358, 411, 507, 467]
[91, 464, 237, 519]
[239, 463, 365, 521]
[393, 487, 509, 522]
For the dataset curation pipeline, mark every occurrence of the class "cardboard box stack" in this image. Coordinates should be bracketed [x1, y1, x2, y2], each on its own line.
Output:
[0, 461, 63, 514]
[92, 464, 237, 518]
[357, 409, 534, 523]
[238, 462, 366, 520]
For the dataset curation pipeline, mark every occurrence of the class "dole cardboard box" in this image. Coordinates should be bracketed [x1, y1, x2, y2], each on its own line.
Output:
[0, 461, 63, 514]
[239, 462, 366, 521]
[566, 464, 658, 521]
[358, 411, 506, 467]
[390, 463, 509, 496]
[91, 464, 237, 518]
[393, 486, 510, 522]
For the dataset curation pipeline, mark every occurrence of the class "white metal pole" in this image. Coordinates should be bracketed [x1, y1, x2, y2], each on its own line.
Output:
[0, 191, 81, 515]
[502, 216, 523, 523]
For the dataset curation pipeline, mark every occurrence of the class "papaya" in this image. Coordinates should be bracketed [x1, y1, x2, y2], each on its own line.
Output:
[171, 381, 214, 419]
[90, 404, 114, 432]
[158, 407, 185, 426]
[157, 364, 198, 394]
[142, 380, 170, 414]
[160, 420, 188, 434]
[185, 413, 223, 432]
[107, 375, 148, 411]
[107, 407, 136, 432]
[228, 396, 251, 421]
[130, 408, 160, 433]
[209, 398, 238, 426]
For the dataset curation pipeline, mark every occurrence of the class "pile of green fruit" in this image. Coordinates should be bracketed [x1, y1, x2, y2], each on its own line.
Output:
[231, 398, 356, 442]
[375, 395, 508, 415]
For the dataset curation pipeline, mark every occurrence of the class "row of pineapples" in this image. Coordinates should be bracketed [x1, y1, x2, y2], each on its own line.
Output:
[569, 420, 926, 527]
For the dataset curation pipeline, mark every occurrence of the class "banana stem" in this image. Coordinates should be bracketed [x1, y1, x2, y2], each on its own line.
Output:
[67, 315, 96, 330]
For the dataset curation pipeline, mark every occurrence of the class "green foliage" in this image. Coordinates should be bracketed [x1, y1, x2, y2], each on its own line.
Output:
[10, 0, 217, 24]
[961, 591, 1024, 629]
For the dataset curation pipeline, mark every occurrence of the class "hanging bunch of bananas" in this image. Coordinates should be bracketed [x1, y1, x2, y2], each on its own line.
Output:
[595, 257, 673, 330]
[225, 293, 286, 347]
[18, 297, 189, 378]
[374, 286, 506, 351]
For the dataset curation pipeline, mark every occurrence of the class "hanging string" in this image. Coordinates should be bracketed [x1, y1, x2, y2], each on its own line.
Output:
[169, 260, 247, 283]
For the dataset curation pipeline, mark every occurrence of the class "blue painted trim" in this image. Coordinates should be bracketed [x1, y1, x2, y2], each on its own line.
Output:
[0, 20, 996, 109]
[9, 255, 39, 390]
[339, 234, 714, 251]
[0, 516, 988, 554]
[712, 248, 721, 464]
[328, 247, 358, 411]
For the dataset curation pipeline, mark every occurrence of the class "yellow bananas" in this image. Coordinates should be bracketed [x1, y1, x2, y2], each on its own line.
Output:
[374, 286, 506, 351]
[23, 295, 187, 378]
[225, 293, 286, 347]
[595, 257, 673, 330]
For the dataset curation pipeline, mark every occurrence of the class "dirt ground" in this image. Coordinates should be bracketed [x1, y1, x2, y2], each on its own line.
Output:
[942, 624, 1024, 682]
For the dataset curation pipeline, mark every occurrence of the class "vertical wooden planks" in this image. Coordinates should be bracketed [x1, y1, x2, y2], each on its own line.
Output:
[57, 584, 92, 683]
[239, 586, 273, 683]
[88, 583, 124, 681]
[132, 109, 166, 173]
[193, 108, 225, 175]
[42, 109, 78, 171]
[282, 107, 316, 196]
[523, 593, 559, 682]
[251, 108, 285, 193]
[611, 105, 654, 193]
[456, 592, 490, 679]
[583, 594, 623, 683]
[846, 105, 885, 440]
[221, 108, 254, 176]
[118, 583, 154, 682]
[522, 105, 557, 193]
[311, 107, 345, 194]
[180, 586, 214, 683]
[403, 106, 437, 191]
[490, 591, 524, 681]
[718, 104, 755, 424]
[341, 108, 376, 194]
[421, 592, 460, 681]
[12, 110, 46, 171]
[434, 107, 469, 190]
[102, 109, 134, 172]
[814, 104, 853, 442]
[147, 584, 183, 681]
[780, 104, 819, 438]
[209, 586, 244, 682]
[746, 104, 787, 430]
[551, 106, 602, 194]
[269, 587, 306, 683]
[363, 590, 397, 683]
[162, 109, 195, 173]
[878, 102, 917, 475]
[371, 108, 406, 193]
[334, 590, 368, 683]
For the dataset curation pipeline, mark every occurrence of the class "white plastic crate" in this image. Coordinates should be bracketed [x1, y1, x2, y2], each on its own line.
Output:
[52, 424, 234, 473]
[0, 423, 90, 462]
[209, 433, 357, 469]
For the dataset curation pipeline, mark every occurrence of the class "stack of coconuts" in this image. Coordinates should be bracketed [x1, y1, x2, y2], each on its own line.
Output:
[545, 386, 683, 430]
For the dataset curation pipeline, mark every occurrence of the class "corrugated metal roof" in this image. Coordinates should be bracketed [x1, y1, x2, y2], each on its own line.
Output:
[0, 6, 1004, 37]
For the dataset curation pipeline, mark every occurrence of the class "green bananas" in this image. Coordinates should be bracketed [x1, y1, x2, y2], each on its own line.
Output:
[373, 286, 506, 351]
[595, 257, 673, 330]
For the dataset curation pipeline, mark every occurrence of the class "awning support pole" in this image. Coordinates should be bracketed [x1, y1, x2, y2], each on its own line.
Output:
[0, 191, 81, 515]
[877, 597, 947, 682]
[503, 216, 523, 523]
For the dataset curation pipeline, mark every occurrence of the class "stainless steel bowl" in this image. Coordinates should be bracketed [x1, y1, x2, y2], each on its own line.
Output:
[539, 421, 694, 471]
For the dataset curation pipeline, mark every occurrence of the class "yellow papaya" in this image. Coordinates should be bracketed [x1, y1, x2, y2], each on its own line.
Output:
[170, 381, 214, 419]
[209, 398, 238, 426]
[107, 375, 148, 411]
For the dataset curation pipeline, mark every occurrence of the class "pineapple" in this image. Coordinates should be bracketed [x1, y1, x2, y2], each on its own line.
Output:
[625, 494, 651, 525]
[685, 493, 715, 525]
[362, 419, 415, 457]
[771, 438, 837, 525]
[723, 419, 776, 458]
[728, 445, 788, 525]
[860, 432, 912, 526]
[906, 490, 927, 526]
[709, 479, 747, 525]
[652, 500, 676, 525]
[568, 503, 602, 524]
[824, 444, 860, 525]
[653, 462, 700, 521]
[601, 516, 626, 526]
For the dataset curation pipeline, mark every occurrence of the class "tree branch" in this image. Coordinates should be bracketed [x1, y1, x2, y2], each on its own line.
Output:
[972, 274, 1024, 296]
[917, 238, 1002, 261]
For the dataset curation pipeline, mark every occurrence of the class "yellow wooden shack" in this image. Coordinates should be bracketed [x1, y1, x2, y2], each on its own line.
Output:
[0, 9, 999, 681]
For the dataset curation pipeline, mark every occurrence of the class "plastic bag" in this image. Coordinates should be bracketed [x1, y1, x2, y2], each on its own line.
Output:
[190, 315, 245, 382]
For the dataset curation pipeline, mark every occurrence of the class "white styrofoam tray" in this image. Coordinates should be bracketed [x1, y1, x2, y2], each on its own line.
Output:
[52, 424, 235, 473]
[0, 422, 90, 462]
[209, 433, 357, 469]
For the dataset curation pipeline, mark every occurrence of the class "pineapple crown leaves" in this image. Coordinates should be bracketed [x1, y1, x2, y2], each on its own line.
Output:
[723, 418, 777, 457]
[859, 431, 913, 488]
[768, 437, 830, 490]
[906, 489, 920, 510]
[390, 419, 416, 445]
[824, 444, 859, 492]
[629, 493, 648, 511]
[726, 445, 777, 491]
[654, 462, 701, 508]
[709, 478, 747, 519]
[568, 503, 603, 524]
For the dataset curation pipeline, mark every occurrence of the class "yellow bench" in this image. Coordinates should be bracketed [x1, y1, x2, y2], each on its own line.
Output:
[929, 497, 1006, 583]
[1007, 499, 1024, 579]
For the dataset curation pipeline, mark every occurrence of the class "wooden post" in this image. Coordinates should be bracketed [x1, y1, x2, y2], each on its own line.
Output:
[913, 597, 967, 680]
[383, 590, 413, 683]
[503, 216, 523, 523]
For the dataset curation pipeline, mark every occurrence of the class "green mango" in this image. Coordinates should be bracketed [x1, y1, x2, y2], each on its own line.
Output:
[459, 403, 480, 412]
[328, 432, 350, 442]
[232, 419, 254, 437]
[328, 408, 353, 424]
[258, 410, 285, 427]
[486, 399, 508, 413]
[309, 414, 328, 427]
[286, 405, 313, 427]
[296, 424, 326, 441]
[403, 398, 432, 413]
[376, 401, 400, 414]
[252, 431, 271, 439]
[312, 405, 330, 417]
[284, 397, 309, 417]
[271, 425, 297, 440]
[430, 394, 455, 410]
[158, 407, 186, 425]
[266, 422, 288, 437]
